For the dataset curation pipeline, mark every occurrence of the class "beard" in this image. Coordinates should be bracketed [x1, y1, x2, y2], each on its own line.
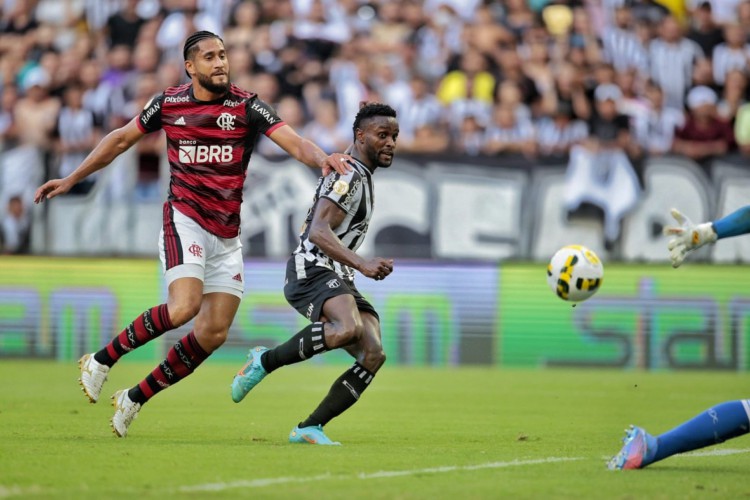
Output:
[196, 71, 230, 95]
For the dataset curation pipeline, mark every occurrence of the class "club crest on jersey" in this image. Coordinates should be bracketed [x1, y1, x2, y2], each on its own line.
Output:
[188, 242, 203, 257]
[216, 112, 236, 131]
[326, 279, 341, 289]
[333, 179, 349, 195]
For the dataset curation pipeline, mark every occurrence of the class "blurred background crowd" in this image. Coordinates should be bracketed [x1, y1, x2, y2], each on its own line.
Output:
[2, 0, 750, 254]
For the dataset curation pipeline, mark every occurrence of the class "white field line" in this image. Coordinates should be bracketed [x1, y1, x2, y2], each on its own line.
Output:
[178, 456, 582, 493]
[677, 447, 750, 457]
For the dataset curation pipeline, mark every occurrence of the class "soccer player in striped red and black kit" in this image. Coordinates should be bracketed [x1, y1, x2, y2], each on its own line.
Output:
[34, 31, 352, 437]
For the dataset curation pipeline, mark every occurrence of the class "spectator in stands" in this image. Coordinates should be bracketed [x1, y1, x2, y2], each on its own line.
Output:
[691, 56, 716, 90]
[453, 112, 486, 157]
[717, 69, 748, 121]
[535, 100, 588, 158]
[224, 0, 260, 51]
[250, 72, 281, 105]
[53, 84, 100, 195]
[564, 83, 642, 246]
[616, 67, 651, 125]
[712, 23, 750, 86]
[687, 1, 725, 57]
[370, 57, 412, 119]
[518, 27, 558, 117]
[257, 95, 306, 157]
[291, 0, 352, 54]
[633, 80, 685, 155]
[482, 103, 537, 158]
[500, 0, 536, 41]
[1, 195, 30, 254]
[553, 63, 592, 121]
[0, 85, 18, 148]
[590, 83, 641, 158]
[14, 67, 60, 151]
[411, 4, 462, 80]
[495, 46, 543, 112]
[602, 3, 649, 74]
[739, 1, 750, 38]
[649, 15, 706, 109]
[399, 76, 445, 144]
[436, 48, 495, 107]
[467, 3, 514, 55]
[690, 0, 744, 26]
[631, 0, 671, 26]
[105, 0, 144, 48]
[368, 1, 411, 53]
[301, 98, 350, 154]
[673, 85, 736, 161]
[735, 100, 750, 154]
[496, 80, 532, 122]
[568, 5, 604, 66]
[128, 73, 165, 202]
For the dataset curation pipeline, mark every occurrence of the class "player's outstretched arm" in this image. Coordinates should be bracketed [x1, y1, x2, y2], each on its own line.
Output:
[34, 117, 144, 203]
[309, 198, 393, 281]
[664, 208, 717, 268]
[268, 124, 353, 176]
[711, 204, 750, 239]
[665, 205, 750, 268]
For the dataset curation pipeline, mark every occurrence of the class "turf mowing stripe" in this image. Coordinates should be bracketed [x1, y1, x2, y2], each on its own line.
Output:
[179, 457, 582, 493]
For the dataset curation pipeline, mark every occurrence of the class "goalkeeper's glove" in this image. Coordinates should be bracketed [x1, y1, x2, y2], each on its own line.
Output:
[663, 208, 717, 268]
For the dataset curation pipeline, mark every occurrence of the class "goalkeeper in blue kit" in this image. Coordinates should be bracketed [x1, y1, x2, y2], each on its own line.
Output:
[608, 205, 750, 470]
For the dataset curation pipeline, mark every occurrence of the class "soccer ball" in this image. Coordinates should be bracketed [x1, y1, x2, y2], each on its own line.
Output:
[547, 245, 604, 302]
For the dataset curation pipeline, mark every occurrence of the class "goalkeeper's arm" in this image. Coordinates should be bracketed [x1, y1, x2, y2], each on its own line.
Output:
[665, 205, 750, 267]
[713, 205, 750, 239]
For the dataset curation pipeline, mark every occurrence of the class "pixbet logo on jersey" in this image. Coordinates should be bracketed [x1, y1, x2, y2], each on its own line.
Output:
[178, 143, 233, 164]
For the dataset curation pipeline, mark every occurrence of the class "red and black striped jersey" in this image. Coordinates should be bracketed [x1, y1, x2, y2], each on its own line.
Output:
[137, 83, 285, 238]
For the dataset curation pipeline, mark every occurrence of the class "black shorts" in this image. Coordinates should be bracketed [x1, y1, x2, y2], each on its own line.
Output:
[283, 258, 379, 322]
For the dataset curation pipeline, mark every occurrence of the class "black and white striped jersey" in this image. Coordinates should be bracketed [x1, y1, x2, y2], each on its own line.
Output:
[602, 28, 648, 74]
[712, 43, 750, 85]
[292, 158, 374, 281]
[648, 38, 705, 109]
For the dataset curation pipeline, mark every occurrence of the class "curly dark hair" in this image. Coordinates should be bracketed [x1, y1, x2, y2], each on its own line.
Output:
[352, 103, 397, 141]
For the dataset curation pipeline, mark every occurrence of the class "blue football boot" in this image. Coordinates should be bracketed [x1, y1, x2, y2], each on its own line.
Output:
[607, 425, 658, 470]
[231, 347, 268, 403]
[289, 425, 341, 445]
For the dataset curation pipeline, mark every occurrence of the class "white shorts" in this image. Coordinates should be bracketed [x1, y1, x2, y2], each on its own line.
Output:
[159, 206, 245, 298]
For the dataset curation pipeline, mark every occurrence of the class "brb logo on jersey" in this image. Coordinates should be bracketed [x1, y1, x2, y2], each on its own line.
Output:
[178, 140, 232, 164]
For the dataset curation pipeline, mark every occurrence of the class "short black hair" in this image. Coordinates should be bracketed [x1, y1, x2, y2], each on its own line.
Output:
[352, 103, 397, 141]
[183, 30, 223, 61]
[183, 31, 224, 78]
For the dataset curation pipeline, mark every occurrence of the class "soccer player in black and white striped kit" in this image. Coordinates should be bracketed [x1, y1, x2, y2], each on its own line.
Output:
[231, 103, 398, 445]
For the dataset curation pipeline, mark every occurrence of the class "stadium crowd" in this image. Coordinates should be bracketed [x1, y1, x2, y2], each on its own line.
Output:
[1, 0, 750, 254]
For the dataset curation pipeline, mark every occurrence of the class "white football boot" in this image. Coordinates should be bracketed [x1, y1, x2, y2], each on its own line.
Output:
[78, 353, 109, 403]
[111, 390, 141, 437]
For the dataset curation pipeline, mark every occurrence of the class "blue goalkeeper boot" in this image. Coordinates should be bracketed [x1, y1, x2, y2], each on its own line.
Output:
[607, 425, 658, 470]
[231, 347, 268, 403]
[289, 425, 341, 445]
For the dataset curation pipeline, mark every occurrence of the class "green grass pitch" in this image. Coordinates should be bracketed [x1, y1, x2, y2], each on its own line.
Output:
[1, 360, 749, 499]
